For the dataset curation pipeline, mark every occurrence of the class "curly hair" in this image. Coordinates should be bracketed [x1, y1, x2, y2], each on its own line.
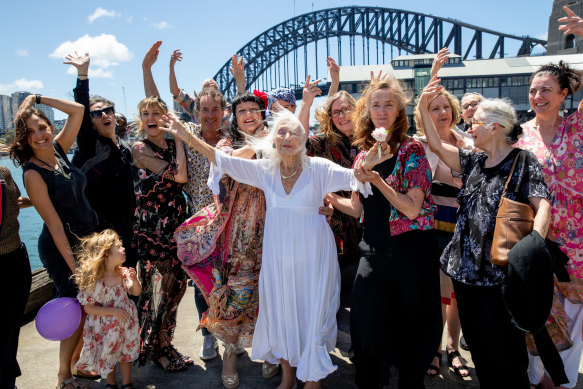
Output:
[228, 92, 266, 149]
[413, 88, 461, 135]
[530, 60, 583, 96]
[10, 107, 53, 167]
[314, 91, 357, 148]
[73, 229, 121, 293]
[352, 77, 411, 153]
[136, 96, 168, 135]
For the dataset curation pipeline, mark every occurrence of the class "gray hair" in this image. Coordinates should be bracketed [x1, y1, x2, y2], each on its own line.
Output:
[461, 92, 484, 104]
[249, 107, 309, 172]
[476, 98, 522, 144]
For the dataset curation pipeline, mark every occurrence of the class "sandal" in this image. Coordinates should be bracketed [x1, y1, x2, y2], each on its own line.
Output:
[56, 378, 86, 389]
[156, 346, 187, 372]
[169, 344, 194, 365]
[447, 350, 470, 378]
[426, 352, 441, 377]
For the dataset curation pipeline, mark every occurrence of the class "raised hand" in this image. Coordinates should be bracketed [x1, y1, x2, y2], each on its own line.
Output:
[158, 113, 189, 142]
[371, 70, 390, 83]
[327, 57, 340, 82]
[559, 6, 583, 37]
[418, 75, 443, 109]
[302, 75, 322, 106]
[430, 47, 450, 78]
[170, 49, 182, 68]
[230, 54, 246, 93]
[64, 52, 90, 76]
[143, 41, 162, 69]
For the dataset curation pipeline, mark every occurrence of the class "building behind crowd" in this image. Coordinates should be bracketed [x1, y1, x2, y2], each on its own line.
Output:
[333, 52, 583, 128]
[0, 91, 54, 133]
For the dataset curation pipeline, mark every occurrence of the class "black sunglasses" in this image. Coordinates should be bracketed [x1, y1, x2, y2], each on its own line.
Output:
[89, 106, 115, 119]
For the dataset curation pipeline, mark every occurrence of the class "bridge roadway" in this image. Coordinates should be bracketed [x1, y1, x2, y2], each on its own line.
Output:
[16, 285, 583, 388]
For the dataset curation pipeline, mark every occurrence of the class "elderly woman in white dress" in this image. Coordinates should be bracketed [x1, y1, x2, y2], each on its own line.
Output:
[159, 109, 384, 389]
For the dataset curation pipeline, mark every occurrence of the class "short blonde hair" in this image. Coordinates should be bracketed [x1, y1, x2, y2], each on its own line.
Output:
[136, 96, 168, 134]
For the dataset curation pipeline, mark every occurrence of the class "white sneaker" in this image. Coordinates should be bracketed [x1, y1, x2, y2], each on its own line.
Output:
[199, 334, 218, 360]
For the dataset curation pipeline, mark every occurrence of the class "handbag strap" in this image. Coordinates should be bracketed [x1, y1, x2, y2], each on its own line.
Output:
[501, 151, 521, 199]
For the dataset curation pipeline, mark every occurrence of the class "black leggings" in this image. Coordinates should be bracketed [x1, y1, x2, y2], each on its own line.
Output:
[350, 229, 442, 389]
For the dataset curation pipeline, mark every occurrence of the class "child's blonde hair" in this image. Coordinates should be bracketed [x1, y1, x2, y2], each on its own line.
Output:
[73, 229, 121, 293]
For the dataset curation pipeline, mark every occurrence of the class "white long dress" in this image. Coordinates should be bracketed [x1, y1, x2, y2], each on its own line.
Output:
[208, 150, 370, 382]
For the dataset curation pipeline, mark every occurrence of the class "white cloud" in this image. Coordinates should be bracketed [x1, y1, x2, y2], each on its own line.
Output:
[0, 78, 43, 94]
[88, 7, 120, 23]
[151, 21, 171, 30]
[16, 48, 29, 57]
[50, 34, 133, 79]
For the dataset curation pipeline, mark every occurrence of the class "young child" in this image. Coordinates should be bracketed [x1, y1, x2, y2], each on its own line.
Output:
[73, 229, 141, 389]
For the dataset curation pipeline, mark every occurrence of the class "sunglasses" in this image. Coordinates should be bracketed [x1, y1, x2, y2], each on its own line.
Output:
[89, 106, 115, 119]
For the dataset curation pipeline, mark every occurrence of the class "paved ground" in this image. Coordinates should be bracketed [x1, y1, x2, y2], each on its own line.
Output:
[15, 285, 583, 389]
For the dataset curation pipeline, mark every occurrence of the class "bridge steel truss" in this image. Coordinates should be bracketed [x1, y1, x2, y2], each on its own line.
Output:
[214, 6, 547, 100]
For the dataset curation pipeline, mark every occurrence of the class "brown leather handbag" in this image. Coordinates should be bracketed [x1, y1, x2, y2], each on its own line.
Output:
[490, 153, 535, 266]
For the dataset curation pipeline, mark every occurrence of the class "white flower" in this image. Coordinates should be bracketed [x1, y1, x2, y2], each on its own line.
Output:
[372, 127, 388, 142]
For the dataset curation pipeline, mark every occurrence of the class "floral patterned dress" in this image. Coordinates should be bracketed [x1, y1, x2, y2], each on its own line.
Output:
[75, 268, 139, 376]
[131, 139, 188, 364]
[517, 110, 583, 352]
[175, 139, 266, 347]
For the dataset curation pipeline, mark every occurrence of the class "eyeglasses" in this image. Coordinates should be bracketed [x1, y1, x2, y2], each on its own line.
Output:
[462, 102, 479, 110]
[89, 106, 115, 119]
[469, 120, 493, 130]
[331, 106, 353, 118]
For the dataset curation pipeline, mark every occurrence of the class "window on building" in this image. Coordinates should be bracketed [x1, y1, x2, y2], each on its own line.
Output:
[566, 34, 575, 49]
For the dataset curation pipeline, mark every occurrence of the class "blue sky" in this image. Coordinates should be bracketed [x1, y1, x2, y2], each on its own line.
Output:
[0, 1, 553, 120]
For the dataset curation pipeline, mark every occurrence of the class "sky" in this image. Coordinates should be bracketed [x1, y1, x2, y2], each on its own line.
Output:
[0, 1, 554, 121]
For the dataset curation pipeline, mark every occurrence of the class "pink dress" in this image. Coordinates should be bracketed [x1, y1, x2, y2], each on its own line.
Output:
[75, 268, 139, 376]
[517, 109, 583, 352]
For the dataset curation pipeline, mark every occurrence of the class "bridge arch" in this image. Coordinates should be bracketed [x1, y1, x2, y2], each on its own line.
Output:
[214, 6, 546, 100]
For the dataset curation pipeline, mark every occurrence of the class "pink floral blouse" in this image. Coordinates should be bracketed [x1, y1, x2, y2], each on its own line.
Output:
[516, 110, 583, 280]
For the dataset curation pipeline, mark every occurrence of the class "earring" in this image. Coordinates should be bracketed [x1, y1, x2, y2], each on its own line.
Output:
[272, 143, 276, 148]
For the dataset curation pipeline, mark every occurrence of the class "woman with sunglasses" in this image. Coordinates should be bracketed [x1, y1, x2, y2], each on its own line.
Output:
[419, 76, 551, 387]
[10, 94, 97, 389]
[65, 53, 136, 269]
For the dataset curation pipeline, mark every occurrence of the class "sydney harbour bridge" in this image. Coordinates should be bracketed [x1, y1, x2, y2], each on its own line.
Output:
[212, 6, 547, 101]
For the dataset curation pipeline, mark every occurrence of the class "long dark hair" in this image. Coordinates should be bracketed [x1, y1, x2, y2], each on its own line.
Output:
[10, 107, 53, 167]
[228, 92, 266, 149]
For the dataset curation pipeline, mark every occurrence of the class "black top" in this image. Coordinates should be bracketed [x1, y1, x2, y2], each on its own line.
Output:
[440, 148, 549, 286]
[361, 154, 397, 249]
[23, 142, 98, 239]
[71, 78, 135, 244]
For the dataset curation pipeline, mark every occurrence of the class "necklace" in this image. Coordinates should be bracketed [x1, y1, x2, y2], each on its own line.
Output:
[36, 157, 71, 180]
[280, 167, 299, 180]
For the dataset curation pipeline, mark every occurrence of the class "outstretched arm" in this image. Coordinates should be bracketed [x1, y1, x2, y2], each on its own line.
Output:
[65, 52, 95, 158]
[169, 49, 182, 98]
[143, 41, 162, 97]
[558, 6, 583, 114]
[327, 57, 340, 96]
[418, 76, 462, 173]
[298, 75, 322, 139]
[158, 114, 217, 164]
[230, 54, 246, 94]
[430, 47, 449, 79]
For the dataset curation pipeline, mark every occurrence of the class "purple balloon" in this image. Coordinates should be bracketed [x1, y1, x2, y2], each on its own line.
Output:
[35, 297, 82, 341]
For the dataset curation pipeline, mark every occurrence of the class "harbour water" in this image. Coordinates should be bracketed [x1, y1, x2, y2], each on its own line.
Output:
[2, 157, 43, 270]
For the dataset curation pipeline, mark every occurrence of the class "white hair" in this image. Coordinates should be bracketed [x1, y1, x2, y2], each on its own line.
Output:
[247, 107, 309, 172]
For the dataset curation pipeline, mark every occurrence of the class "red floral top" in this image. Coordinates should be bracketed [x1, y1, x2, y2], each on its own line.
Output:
[355, 138, 436, 236]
